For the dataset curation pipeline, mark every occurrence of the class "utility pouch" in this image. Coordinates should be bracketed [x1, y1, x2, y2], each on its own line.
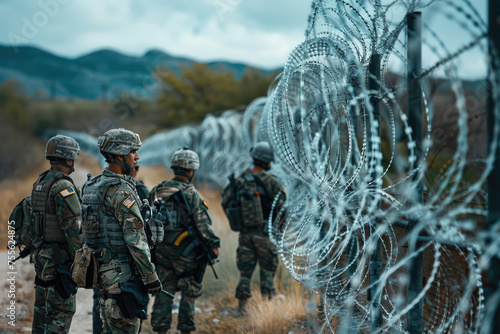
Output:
[34, 214, 42, 237]
[55, 265, 78, 299]
[226, 206, 243, 232]
[117, 277, 149, 320]
[72, 246, 99, 289]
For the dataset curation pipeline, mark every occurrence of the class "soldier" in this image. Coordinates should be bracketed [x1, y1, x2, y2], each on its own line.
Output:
[221, 141, 286, 314]
[149, 147, 220, 334]
[31, 135, 82, 333]
[81, 128, 162, 334]
[92, 163, 150, 334]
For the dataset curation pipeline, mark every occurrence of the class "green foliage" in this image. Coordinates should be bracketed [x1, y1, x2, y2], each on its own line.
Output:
[156, 63, 277, 128]
[0, 80, 30, 128]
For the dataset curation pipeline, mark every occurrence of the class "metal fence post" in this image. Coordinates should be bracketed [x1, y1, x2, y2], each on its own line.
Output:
[406, 11, 424, 334]
[487, 1, 500, 333]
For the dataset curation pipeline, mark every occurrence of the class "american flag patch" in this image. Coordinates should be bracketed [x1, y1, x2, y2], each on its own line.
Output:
[122, 195, 136, 209]
[60, 187, 75, 197]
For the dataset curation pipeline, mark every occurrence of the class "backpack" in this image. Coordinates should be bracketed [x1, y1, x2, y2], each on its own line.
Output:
[8, 196, 34, 247]
[223, 171, 269, 231]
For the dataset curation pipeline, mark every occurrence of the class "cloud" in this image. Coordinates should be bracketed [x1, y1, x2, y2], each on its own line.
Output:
[0, 0, 488, 77]
[0, 0, 310, 68]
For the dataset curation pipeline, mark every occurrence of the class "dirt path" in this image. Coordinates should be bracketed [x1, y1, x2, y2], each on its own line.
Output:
[0, 250, 95, 334]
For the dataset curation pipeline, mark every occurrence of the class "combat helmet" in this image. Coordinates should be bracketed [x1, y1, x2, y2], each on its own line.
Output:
[251, 142, 274, 164]
[45, 135, 80, 161]
[97, 128, 141, 156]
[98, 128, 141, 174]
[171, 147, 199, 171]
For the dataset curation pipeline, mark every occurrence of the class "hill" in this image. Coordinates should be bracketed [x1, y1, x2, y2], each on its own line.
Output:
[0, 45, 280, 100]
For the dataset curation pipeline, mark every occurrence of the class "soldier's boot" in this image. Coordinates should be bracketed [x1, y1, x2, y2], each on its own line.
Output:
[180, 331, 191, 334]
[238, 298, 248, 315]
[156, 331, 167, 334]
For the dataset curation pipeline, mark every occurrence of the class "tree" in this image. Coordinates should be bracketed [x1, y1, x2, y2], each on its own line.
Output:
[156, 63, 278, 128]
[0, 80, 29, 128]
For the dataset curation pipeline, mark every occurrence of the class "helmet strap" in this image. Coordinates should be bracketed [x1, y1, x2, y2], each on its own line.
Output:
[105, 154, 134, 175]
[50, 158, 75, 174]
[253, 159, 271, 171]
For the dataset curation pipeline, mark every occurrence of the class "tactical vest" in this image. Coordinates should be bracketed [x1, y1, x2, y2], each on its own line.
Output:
[238, 171, 270, 229]
[81, 174, 134, 262]
[31, 170, 75, 244]
[153, 182, 190, 245]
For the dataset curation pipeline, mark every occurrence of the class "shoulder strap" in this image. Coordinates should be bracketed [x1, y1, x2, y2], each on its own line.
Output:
[252, 174, 271, 198]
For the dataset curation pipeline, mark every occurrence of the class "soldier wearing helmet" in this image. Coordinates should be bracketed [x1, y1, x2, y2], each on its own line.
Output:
[149, 147, 220, 334]
[81, 128, 162, 333]
[31, 135, 82, 333]
[221, 141, 286, 314]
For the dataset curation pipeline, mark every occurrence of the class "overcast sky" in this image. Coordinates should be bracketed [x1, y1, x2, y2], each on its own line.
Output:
[0, 0, 489, 77]
[0, 0, 311, 69]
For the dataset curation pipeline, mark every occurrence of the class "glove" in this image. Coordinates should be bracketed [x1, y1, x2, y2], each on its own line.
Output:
[145, 279, 163, 296]
[148, 218, 164, 245]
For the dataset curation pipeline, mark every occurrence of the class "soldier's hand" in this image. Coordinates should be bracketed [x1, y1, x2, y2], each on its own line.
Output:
[145, 279, 163, 296]
[212, 248, 219, 259]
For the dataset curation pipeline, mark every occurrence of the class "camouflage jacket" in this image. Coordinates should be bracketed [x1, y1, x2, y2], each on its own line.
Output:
[32, 168, 82, 281]
[92, 169, 158, 288]
[221, 169, 286, 230]
[150, 176, 220, 273]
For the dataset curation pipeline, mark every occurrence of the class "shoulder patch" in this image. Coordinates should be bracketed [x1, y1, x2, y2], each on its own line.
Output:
[60, 187, 76, 197]
[122, 194, 136, 209]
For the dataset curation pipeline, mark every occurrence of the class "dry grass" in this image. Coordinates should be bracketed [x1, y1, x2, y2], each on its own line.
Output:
[245, 283, 307, 334]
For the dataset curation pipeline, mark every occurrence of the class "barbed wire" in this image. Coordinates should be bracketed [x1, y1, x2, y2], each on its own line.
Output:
[47, 0, 499, 332]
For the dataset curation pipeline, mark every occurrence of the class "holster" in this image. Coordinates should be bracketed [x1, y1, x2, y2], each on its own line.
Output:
[227, 206, 243, 232]
[54, 264, 78, 299]
[116, 276, 149, 320]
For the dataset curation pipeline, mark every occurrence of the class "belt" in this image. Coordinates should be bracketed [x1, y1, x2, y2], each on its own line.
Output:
[35, 276, 56, 288]
[102, 290, 120, 300]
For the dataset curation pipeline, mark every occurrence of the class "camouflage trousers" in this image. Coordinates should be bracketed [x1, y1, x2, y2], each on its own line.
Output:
[236, 230, 279, 301]
[32, 285, 76, 334]
[151, 265, 203, 332]
[99, 296, 140, 334]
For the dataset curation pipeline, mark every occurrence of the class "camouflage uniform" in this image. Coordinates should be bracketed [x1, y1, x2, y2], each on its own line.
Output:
[82, 128, 160, 334]
[32, 135, 82, 334]
[92, 179, 149, 334]
[149, 176, 220, 333]
[222, 168, 286, 302]
[83, 168, 158, 334]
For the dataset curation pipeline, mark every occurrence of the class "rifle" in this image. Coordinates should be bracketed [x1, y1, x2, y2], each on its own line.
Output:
[8, 243, 31, 263]
[170, 189, 218, 283]
[161, 289, 176, 299]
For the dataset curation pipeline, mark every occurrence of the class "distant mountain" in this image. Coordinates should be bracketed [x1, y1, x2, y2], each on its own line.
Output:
[0, 45, 280, 100]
